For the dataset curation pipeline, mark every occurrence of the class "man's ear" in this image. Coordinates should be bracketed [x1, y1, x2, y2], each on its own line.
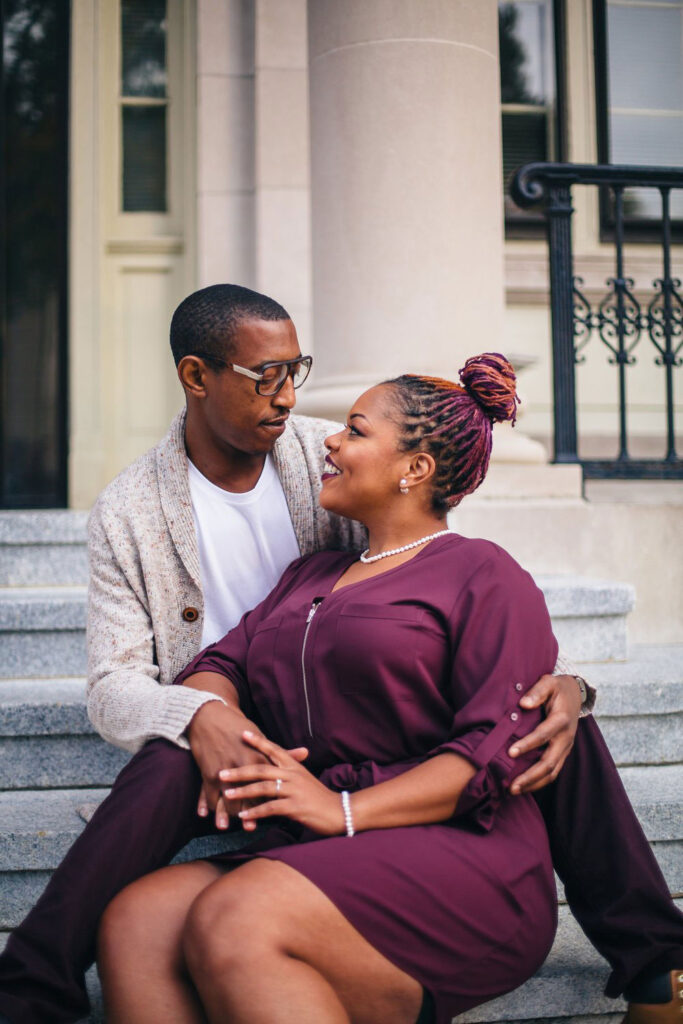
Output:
[178, 355, 209, 397]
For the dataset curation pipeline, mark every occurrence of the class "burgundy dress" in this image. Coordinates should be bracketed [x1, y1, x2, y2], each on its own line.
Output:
[176, 534, 559, 1023]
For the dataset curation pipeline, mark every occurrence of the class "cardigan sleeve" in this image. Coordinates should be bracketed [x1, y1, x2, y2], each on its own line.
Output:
[86, 502, 225, 754]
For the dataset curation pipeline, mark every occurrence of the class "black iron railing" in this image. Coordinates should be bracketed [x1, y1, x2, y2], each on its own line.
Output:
[510, 162, 683, 479]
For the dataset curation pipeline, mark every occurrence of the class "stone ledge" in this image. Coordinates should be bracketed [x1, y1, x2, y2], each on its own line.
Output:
[0, 587, 86, 632]
[0, 511, 88, 544]
[585, 645, 683, 716]
[0, 678, 91, 735]
[1, 632, 86, 679]
[535, 577, 636, 618]
[1, 767, 680, 870]
[0, 736, 130, 789]
[0, 546, 88, 586]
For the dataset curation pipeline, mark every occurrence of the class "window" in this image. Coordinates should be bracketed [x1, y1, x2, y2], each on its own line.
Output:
[1, 0, 69, 507]
[120, 0, 168, 212]
[595, 0, 683, 230]
[499, 0, 566, 234]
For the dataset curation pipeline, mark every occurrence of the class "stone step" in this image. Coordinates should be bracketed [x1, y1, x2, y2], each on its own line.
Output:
[0, 787, 260, 929]
[3, 902, 681, 1024]
[0, 764, 680, 929]
[0, 679, 131, 788]
[2, 644, 680, 788]
[0, 586, 87, 677]
[0, 574, 634, 680]
[0, 511, 88, 586]
[536, 575, 635, 662]
[588, 644, 683, 766]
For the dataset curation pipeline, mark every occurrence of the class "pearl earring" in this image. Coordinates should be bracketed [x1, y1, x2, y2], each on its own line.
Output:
[399, 478, 409, 494]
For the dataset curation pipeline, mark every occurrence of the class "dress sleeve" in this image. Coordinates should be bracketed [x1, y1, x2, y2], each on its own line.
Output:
[322, 550, 558, 830]
[426, 551, 558, 830]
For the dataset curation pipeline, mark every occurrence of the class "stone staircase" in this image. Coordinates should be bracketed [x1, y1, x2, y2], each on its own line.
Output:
[0, 510, 681, 1024]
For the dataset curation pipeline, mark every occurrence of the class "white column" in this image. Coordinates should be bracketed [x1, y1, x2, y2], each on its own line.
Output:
[299, 0, 508, 421]
[196, 0, 256, 288]
[253, 0, 313, 353]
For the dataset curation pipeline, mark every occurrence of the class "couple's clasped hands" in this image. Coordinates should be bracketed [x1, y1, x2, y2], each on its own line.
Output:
[188, 672, 582, 831]
[187, 699, 337, 832]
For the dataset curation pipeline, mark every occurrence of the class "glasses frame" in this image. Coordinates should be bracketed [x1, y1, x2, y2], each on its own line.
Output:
[230, 355, 313, 396]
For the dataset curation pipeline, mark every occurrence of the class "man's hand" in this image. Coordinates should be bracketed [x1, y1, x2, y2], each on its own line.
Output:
[187, 701, 269, 828]
[187, 701, 309, 830]
[508, 674, 582, 795]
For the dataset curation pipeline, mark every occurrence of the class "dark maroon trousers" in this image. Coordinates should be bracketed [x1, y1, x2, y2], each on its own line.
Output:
[0, 717, 681, 1024]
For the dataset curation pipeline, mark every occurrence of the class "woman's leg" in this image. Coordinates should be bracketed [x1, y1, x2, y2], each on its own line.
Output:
[182, 859, 425, 1024]
[97, 860, 223, 1024]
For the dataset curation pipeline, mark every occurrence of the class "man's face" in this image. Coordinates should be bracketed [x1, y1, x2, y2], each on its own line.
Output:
[198, 317, 304, 456]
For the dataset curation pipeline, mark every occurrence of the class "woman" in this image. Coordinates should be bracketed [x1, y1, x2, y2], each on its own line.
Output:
[97, 354, 558, 1024]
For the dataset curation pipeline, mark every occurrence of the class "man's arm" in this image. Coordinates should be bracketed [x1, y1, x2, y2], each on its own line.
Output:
[86, 502, 225, 753]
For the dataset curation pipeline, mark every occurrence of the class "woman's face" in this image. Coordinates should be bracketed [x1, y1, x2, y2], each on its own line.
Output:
[319, 385, 412, 521]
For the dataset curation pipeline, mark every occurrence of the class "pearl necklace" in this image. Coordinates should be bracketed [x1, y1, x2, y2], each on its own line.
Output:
[359, 529, 452, 564]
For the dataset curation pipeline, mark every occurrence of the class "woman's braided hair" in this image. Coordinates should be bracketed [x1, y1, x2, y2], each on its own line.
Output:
[383, 353, 519, 513]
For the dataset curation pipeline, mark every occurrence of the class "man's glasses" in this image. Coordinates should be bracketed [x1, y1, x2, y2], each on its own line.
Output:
[231, 355, 313, 396]
[195, 353, 313, 396]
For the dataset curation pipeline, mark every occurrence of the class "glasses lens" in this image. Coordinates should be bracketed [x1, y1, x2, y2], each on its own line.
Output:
[257, 358, 312, 395]
[291, 357, 312, 389]
[258, 364, 288, 396]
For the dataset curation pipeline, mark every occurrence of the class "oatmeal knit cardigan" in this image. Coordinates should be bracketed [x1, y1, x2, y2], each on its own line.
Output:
[86, 410, 365, 753]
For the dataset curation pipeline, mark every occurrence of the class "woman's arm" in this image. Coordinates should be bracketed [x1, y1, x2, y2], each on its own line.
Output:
[220, 733, 476, 836]
[348, 752, 475, 830]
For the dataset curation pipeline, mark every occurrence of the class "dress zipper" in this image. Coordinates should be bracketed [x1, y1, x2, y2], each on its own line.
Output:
[301, 598, 323, 737]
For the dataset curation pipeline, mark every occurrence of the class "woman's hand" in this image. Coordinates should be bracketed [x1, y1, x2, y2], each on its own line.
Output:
[219, 731, 345, 836]
[508, 674, 582, 794]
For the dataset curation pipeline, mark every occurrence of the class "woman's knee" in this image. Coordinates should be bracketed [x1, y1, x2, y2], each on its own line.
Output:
[182, 871, 273, 979]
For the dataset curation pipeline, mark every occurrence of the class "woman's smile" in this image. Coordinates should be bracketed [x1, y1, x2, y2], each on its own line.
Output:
[321, 454, 342, 483]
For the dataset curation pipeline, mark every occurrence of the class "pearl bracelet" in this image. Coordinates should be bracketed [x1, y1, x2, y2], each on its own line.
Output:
[341, 790, 355, 837]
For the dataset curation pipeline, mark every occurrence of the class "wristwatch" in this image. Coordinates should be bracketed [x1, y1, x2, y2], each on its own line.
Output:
[574, 675, 594, 717]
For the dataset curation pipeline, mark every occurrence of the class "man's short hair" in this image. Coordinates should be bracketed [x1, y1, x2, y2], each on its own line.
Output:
[170, 284, 290, 367]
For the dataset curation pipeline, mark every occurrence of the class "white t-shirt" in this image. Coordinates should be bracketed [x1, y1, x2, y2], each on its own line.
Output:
[188, 455, 301, 648]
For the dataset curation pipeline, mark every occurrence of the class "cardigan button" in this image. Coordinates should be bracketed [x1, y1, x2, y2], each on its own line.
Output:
[182, 606, 199, 623]
[515, 683, 522, 692]
[510, 712, 519, 722]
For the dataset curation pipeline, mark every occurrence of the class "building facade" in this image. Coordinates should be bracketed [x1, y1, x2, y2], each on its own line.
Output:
[1, 0, 681, 509]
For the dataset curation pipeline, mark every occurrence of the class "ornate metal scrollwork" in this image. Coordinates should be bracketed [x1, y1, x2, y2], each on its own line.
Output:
[596, 277, 642, 365]
[571, 276, 643, 366]
[509, 161, 683, 477]
[646, 277, 683, 367]
[572, 277, 594, 364]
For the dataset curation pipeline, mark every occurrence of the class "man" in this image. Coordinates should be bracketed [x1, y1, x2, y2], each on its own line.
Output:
[0, 285, 681, 1024]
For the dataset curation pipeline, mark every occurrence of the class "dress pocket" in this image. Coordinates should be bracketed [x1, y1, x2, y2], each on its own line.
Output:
[246, 615, 285, 705]
[333, 603, 428, 700]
